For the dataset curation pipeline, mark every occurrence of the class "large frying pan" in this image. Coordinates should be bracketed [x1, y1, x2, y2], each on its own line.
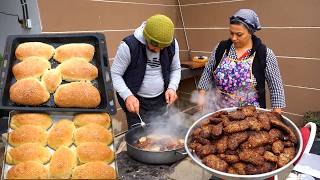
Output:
[184, 107, 303, 180]
[125, 122, 188, 164]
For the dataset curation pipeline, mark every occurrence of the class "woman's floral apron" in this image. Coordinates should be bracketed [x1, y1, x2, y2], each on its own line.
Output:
[213, 50, 260, 108]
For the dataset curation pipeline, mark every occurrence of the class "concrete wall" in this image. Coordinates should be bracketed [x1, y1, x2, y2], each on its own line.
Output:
[0, 0, 41, 54]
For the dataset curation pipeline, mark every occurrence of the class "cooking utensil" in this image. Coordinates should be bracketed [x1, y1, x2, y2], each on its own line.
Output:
[125, 122, 188, 164]
[0, 33, 116, 114]
[184, 107, 303, 180]
[136, 112, 146, 127]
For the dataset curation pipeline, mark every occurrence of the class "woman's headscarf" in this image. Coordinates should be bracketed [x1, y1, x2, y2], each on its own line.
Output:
[230, 9, 261, 34]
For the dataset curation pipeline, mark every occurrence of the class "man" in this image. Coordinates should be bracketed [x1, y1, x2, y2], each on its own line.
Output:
[111, 14, 181, 129]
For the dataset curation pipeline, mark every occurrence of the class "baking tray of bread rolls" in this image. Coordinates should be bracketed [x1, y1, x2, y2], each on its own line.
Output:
[0, 33, 116, 114]
[2, 110, 118, 179]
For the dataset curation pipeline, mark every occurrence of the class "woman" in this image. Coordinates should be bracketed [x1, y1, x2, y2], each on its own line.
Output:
[197, 9, 285, 113]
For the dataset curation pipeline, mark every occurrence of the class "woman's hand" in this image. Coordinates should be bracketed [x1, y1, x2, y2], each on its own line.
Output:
[125, 95, 140, 113]
[196, 90, 206, 111]
[272, 108, 283, 114]
[165, 88, 178, 105]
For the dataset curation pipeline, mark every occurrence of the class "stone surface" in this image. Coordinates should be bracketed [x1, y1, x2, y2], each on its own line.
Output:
[117, 151, 176, 180]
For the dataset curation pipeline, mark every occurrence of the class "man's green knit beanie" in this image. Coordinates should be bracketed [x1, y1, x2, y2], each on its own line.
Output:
[143, 14, 174, 49]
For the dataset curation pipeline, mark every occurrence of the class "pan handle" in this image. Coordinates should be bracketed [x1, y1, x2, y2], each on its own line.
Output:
[0, 56, 8, 94]
[176, 149, 188, 155]
[102, 53, 117, 115]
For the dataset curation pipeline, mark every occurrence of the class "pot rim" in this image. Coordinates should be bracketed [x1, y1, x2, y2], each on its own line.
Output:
[184, 107, 303, 179]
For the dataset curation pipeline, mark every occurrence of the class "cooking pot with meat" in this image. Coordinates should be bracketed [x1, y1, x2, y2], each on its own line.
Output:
[125, 122, 188, 164]
[185, 107, 303, 180]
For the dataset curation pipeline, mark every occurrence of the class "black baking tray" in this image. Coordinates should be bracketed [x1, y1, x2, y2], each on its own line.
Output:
[0, 33, 116, 114]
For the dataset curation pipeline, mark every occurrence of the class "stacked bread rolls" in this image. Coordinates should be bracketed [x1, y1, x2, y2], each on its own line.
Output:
[10, 42, 101, 108]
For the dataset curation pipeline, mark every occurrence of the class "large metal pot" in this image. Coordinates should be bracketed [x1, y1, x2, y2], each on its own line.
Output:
[125, 122, 188, 164]
[185, 107, 303, 180]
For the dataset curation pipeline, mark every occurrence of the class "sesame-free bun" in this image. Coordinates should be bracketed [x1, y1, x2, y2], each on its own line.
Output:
[57, 57, 98, 82]
[15, 42, 55, 61]
[54, 43, 94, 63]
[12, 56, 51, 80]
[41, 69, 62, 93]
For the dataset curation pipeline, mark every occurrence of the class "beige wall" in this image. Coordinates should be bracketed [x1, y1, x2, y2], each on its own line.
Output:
[37, 0, 187, 58]
[37, 0, 187, 132]
[37, 0, 320, 127]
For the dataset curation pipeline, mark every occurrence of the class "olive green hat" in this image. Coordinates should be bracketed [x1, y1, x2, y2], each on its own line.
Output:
[143, 14, 174, 48]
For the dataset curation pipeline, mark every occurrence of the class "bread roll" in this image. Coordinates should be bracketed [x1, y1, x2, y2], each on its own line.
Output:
[15, 42, 55, 61]
[41, 69, 62, 93]
[49, 146, 77, 179]
[12, 56, 51, 80]
[10, 113, 53, 130]
[8, 125, 48, 147]
[77, 142, 114, 164]
[72, 161, 116, 179]
[74, 123, 113, 146]
[54, 43, 94, 63]
[6, 143, 51, 165]
[57, 57, 98, 82]
[7, 161, 49, 179]
[10, 78, 50, 106]
[73, 113, 111, 128]
[54, 82, 101, 108]
[48, 119, 75, 150]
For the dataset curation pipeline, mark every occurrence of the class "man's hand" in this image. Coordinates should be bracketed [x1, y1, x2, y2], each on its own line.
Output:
[125, 95, 139, 113]
[165, 88, 177, 105]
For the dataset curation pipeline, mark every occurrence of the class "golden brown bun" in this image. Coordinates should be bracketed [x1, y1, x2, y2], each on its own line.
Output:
[48, 119, 75, 150]
[74, 124, 113, 146]
[9, 78, 50, 106]
[72, 161, 116, 179]
[15, 42, 55, 61]
[7, 161, 49, 179]
[41, 69, 62, 93]
[77, 142, 114, 164]
[8, 125, 48, 147]
[54, 82, 101, 108]
[10, 113, 53, 130]
[57, 57, 98, 82]
[49, 146, 77, 179]
[73, 113, 111, 128]
[54, 43, 94, 63]
[6, 143, 51, 165]
[12, 56, 51, 80]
